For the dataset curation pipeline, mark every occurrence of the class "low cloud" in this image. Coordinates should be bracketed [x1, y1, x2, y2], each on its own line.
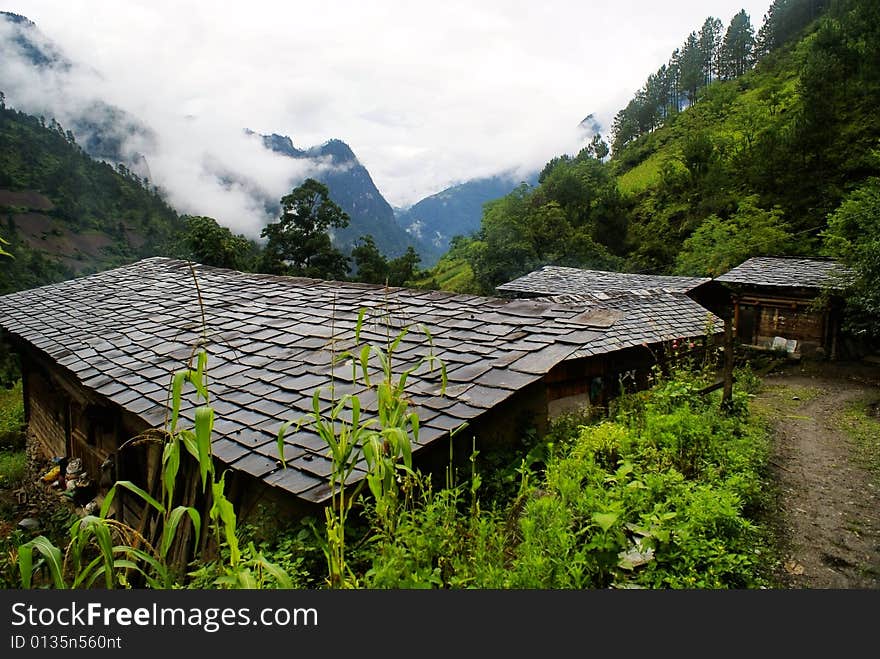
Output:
[2, 0, 772, 224]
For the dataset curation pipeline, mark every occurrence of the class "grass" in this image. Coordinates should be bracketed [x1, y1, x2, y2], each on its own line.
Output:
[833, 398, 880, 485]
[750, 382, 824, 421]
[0, 380, 25, 449]
[410, 256, 477, 293]
[0, 449, 26, 488]
[617, 154, 664, 196]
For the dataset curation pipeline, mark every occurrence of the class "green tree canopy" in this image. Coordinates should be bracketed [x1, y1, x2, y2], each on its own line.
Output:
[718, 10, 755, 80]
[182, 215, 256, 270]
[387, 246, 421, 287]
[674, 196, 791, 276]
[467, 153, 624, 294]
[823, 178, 880, 338]
[351, 234, 389, 284]
[259, 178, 351, 280]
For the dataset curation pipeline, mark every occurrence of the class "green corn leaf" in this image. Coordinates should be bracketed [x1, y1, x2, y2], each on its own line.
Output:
[276, 419, 300, 468]
[366, 472, 383, 500]
[82, 516, 115, 589]
[377, 383, 391, 424]
[19, 536, 65, 589]
[375, 348, 389, 378]
[331, 395, 349, 420]
[116, 546, 169, 588]
[211, 474, 240, 567]
[359, 345, 371, 386]
[114, 480, 164, 514]
[253, 553, 294, 589]
[390, 327, 409, 353]
[350, 395, 361, 429]
[76, 554, 107, 589]
[89, 559, 160, 589]
[18, 542, 33, 588]
[179, 429, 199, 461]
[195, 350, 209, 400]
[362, 437, 376, 466]
[234, 568, 257, 590]
[99, 485, 116, 519]
[161, 506, 202, 558]
[355, 307, 366, 342]
[407, 411, 420, 445]
[163, 436, 180, 508]
[195, 405, 214, 492]
[170, 370, 188, 432]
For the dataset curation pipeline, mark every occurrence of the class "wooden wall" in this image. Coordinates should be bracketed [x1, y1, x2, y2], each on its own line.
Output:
[19, 345, 153, 526]
[732, 290, 837, 357]
[544, 344, 661, 414]
[25, 366, 68, 458]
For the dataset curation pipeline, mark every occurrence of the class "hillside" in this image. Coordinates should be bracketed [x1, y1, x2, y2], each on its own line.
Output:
[1, 12, 424, 263]
[614, 0, 880, 274]
[395, 172, 538, 267]
[428, 0, 880, 296]
[0, 102, 183, 294]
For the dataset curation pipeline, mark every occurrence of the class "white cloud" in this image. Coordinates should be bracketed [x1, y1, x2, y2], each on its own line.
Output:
[1, 0, 773, 225]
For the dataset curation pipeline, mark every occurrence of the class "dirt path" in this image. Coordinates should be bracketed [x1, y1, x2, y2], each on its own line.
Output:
[756, 362, 880, 589]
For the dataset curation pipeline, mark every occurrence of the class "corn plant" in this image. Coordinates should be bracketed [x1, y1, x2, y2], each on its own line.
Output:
[0, 233, 11, 258]
[277, 306, 447, 586]
[19, 263, 292, 589]
[347, 310, 446, 530]
[277, 388, 373, 588]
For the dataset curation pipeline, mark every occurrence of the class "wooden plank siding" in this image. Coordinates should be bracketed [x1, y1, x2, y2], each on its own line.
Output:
[25, 366, 68, 458]
[732, 290, 838, 357]
[18, 342, 156, 528]
[545, 346, 659, 414]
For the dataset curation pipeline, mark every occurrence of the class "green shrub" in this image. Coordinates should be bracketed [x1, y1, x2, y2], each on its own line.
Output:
[0, 449, 26, 488]
[0, 381, 25, 450]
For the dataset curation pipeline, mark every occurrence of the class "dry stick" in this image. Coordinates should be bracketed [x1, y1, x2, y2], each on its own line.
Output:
[721, 315, 735, 410]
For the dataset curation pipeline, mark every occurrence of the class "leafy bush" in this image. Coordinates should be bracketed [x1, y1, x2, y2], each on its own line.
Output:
[0, 449, 26, 488]
[360, 368, 772, 589]
[0, 380, 25, 450]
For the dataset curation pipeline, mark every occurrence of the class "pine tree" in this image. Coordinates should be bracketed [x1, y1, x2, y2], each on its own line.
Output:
[698, 17, 723, 86]
[719, 10, 756, 80]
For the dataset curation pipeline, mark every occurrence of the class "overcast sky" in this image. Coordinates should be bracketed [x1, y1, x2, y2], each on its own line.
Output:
[2, 0, 771, 232]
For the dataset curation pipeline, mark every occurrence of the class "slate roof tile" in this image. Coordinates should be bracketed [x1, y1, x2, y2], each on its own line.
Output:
[497, 265, 709, 296]
[263, 468, 326, 496]
[715, 257, 853, 290]
[211, 439, 251, 464]
[231, 453, 278, 479]
[0, 257, 614, 504]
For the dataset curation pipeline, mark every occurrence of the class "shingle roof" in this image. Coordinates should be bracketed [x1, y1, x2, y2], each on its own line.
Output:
[535, 290, 723, 359]
[496, 266, 710, 297]
[0, 257, 609, 504]
[715, 257, 853, 290]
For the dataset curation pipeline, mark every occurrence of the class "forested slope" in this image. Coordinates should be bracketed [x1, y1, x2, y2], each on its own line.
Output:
[427, 0, 879, 302]
[0, 100, 183, 294]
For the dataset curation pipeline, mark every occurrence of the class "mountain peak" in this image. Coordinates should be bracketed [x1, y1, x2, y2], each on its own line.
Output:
[1, 10, 69, 69]
[0, 11, 35, 26]
[260, 133, 305, 158]
[310, 138, 357, 165]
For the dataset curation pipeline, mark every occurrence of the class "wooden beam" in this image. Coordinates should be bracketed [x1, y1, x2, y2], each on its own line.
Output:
[721, 316, 735, 411]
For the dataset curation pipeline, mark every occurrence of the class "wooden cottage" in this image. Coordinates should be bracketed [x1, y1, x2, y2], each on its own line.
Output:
[537, 290, 722, 414]
[1, 257, 625, 526]
[497, 266, 724, 412]
[715, 257, 852, 359]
